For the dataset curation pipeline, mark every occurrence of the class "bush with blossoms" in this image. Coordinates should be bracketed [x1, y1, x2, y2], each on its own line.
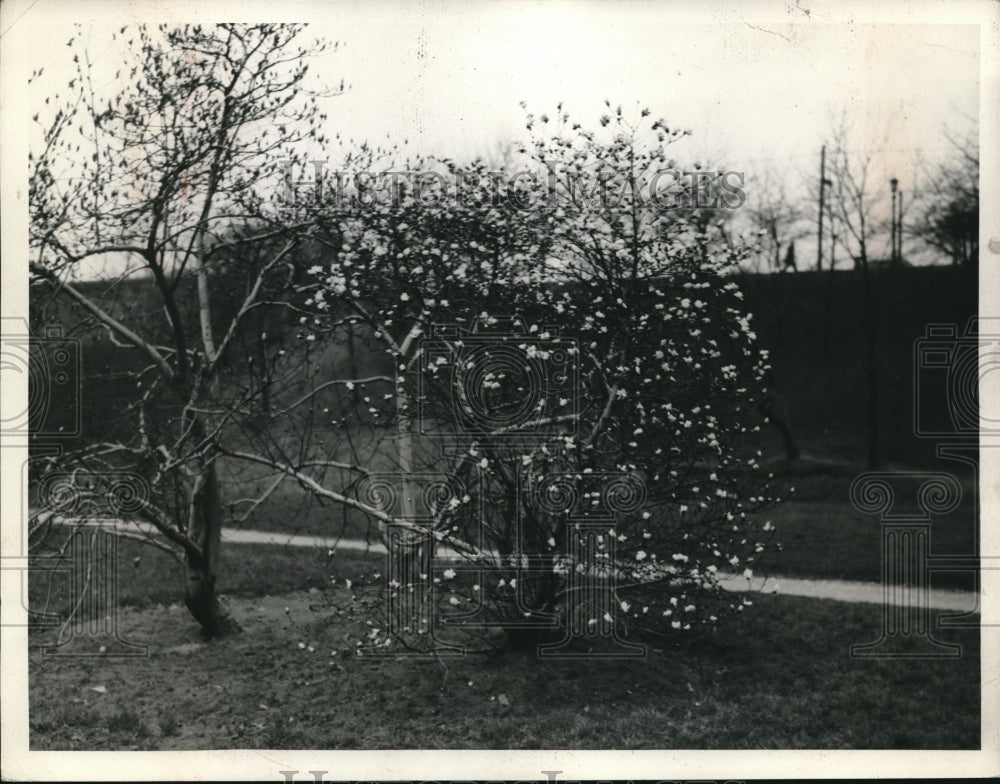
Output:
[292, 106, 781, 654]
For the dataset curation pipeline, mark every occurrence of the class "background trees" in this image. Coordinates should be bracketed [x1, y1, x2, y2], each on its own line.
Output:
[912, 122, 979, 270]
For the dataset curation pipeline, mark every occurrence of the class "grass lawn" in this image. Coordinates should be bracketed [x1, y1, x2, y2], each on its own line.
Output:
[753, 471, 977, 590]
[27, 539, 980, 750]
[753, 499, 976, 590]
[29, 537, 342, 614]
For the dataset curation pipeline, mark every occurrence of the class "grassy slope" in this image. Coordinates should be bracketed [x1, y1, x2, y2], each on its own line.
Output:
[753, 472, 978, 589]
[28, 538, 980, 750]
[28, 580, 980, 750]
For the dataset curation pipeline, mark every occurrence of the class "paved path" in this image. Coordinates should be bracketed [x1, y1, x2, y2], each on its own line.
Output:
[82, 519, 976, 613]
[219, 528, 978, 612]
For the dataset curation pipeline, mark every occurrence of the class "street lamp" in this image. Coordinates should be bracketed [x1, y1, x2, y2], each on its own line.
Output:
[890, 177, 899, 266]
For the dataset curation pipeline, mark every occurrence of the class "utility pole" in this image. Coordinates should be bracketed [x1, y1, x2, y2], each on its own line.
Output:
[821, 197, 837, 356]
[816, 145, 827, 271]
[828, 198, 837, 269]
[897, 188, 904, 264]
[890, 177, 898, 267]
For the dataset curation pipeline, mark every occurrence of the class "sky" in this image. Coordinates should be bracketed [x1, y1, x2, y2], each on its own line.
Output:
[316, 11, 980, 169]
[9, 1, 989, 272]
[20, 5, 981, 163]
[310, 9, 981, 269]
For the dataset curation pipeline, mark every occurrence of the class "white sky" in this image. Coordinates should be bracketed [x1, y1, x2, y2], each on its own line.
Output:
[314, 9, 981, 267]
[17, 5, 983, 273]
[317, 11, 980, 169]
[20, 5, 980, 170]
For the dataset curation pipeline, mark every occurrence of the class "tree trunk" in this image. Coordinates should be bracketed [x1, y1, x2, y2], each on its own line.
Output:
[859, 248, 880, 470]
[757, 393, 801, 463]
[821, 245, 836, 358]
[396, 378, 417, 522]
[184, 460, 241, 636]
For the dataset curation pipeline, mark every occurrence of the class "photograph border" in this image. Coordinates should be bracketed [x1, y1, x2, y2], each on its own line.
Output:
[2, 0, 998, 779]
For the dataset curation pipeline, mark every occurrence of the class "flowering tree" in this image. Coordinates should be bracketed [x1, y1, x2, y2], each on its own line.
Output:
[296, 106, 780, 653]
[480, 105, 776, 641]
[29, 20, 778, 650]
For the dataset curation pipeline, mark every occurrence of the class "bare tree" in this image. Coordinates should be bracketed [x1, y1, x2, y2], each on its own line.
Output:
[911, 121, 979, 268]
[29, 23, 341, 635]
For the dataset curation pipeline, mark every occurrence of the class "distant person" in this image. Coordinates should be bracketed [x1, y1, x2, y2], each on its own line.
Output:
[783, 241, 797, 271]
